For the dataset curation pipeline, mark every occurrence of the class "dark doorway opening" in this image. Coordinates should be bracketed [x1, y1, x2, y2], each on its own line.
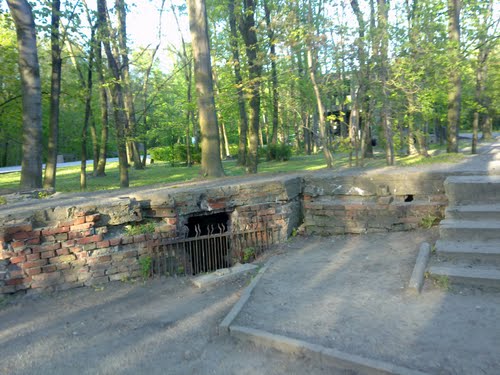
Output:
[186, 212, 231, 275]
[187, 212, 229, 237]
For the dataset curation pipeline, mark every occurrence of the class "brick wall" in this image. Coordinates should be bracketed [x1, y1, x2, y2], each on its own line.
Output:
[0, 171, 451, 296]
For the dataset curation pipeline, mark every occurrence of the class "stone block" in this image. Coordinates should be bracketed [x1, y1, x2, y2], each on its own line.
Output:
[49, 254, 76, 264]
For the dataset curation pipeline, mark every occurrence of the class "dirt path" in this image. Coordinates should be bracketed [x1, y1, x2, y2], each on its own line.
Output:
[0, 273, 336, 375]
[234, 230, 500, 375]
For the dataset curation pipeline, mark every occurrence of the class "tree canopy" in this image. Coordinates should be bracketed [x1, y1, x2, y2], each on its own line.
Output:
[1, 0, 498, 189]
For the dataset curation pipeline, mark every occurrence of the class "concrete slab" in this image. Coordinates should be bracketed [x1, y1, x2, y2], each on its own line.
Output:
[408, 242, 431, 293]
[191, 263, 258, 288]
[230, 325, 430, 375]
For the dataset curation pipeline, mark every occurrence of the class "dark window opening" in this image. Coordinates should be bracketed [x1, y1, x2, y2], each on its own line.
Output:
[186, 212, 230, 275]
[187, 212, 229, 237]
[404, 194, 414, 202]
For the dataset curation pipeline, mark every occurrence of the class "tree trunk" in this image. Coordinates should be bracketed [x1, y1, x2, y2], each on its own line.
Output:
[239, 0, 262, 174]
[187, 0, 224, 177]
[306, 0, 333, 168]
[7, 0, 43, 189]
[228, 0, 248, 166]
[263, 0, 279, 146]
[97, 0, 129, 187]
[377, 0, 394, 165]
[446, 0, 461, 153]
[43, 0, 61, 190]
[95, 41, 108, 177]
[80, 26, 95, 191]
[115, 0, 142, 169]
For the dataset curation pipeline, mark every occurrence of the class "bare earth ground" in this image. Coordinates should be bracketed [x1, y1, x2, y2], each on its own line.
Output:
[2, 229, 500, 375]
[0, 270, 336, 375]
[235, 229, 500, 375]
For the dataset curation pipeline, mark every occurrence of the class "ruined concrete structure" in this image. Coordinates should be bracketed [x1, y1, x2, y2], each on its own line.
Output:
[0, 169, 450, 296]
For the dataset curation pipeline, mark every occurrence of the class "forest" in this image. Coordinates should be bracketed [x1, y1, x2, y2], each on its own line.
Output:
[0, 0, 498, 190]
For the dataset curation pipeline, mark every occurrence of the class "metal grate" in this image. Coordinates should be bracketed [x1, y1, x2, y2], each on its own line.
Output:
[149, 224, 280, 276]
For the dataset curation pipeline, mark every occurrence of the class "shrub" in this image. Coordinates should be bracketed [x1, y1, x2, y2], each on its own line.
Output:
[149, 147, 169, 162]
[267, 143, 292, 161]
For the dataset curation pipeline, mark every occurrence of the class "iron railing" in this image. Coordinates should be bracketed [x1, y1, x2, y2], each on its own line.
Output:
[149, 224, 280, 276]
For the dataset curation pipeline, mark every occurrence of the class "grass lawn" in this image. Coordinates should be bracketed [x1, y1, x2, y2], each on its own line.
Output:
[0, 149, 465, 195]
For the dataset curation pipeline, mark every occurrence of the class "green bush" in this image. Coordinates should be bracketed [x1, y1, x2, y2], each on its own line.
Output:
[149, 147, 169, 162]
[150, 144, 201, 165]
[267, 143, 292, 161]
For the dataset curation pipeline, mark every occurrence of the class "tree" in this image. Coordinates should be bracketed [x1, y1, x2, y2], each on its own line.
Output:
[239, 0, 262, 174]
[228, 0, 248, 166]
[6, 0, 43, 189]
[43, 0, 61, 189]
[187, 0, 224, 177]
[97, 0, 129, 187]
[447, 0, 461, 153]
[115, 0, 142, 170]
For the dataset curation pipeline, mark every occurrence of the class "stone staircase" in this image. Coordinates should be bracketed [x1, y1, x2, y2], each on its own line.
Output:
[429, 175, 500, 290]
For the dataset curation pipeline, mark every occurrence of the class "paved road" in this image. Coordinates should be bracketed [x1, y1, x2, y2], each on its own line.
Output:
[0, 157, 154, 174]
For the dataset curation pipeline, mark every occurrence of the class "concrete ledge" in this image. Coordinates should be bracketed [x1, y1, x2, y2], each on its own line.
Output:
[230, 325, 430, 375]
[408, 242, 431, 293]
[191, 263, 258, 288]
[218, 259, 272, 335]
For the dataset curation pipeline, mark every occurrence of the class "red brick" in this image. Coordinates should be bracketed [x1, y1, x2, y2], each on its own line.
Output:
[41, 227, 70, 236]
[98, 255, 111, 262]
[26, 253, 41, 261]
[62, 239, 77, 248]
[11, 241, 26, 249]
[41, 235, 56, 243]
[122, 250, 138, 258]
[49, 254, 76, 263]
[121, 236, 133, 245]
[109, 237, 121, 246]
[55, 233, 68, 241]
[70, 223, 94, 232]
[77, 234, 103, 245]
[10, 255, 26, 264]
[41, 250, 56, 259]
[42, 265, 57, 273]
[5, 223, 33, 235]
[56, 248, 69, 256]
[96, 240, 110, 249]
[133, 234, 146, 243]
[56, 263, 71, 270]
[40, 242, 61, 252]
[72, 217, 86, 225]
[25, 267, 42, 276]
[26, 237, 41, 245]
[86, 214, 101, 223]
[75, 211, 89, 217]
[6, 278, 27, 286]
[82, 243, 96, 251]
[23, 259, 48, 269]
[12, 231, 40, 240]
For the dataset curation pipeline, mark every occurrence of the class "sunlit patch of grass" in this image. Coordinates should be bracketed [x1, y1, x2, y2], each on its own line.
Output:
[0, 146, 468, 194]
[397, 153, 465, 167]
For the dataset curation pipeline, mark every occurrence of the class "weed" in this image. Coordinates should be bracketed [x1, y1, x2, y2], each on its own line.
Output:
[139, 256, 153, 279]
[432, 275, 450, 290]
[124, 221, 156, 236]
[0, 196, 6, 205]
[242, 247, 255, 263]
[420, 214, 439, 229]
[37, 191, 51, 199]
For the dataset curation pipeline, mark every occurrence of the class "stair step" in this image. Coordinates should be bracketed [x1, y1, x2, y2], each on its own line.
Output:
[445, 204, 500, 221]
[439, 219, 500, 241]
[435, 240, 500, 265]
[444, 175, 500, 205]
[428, 264, 500, 290]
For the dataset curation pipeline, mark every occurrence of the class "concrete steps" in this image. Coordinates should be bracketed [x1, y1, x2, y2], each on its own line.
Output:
[429, 176, 500, 290]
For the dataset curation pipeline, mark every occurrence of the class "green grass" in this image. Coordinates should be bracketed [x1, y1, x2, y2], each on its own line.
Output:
[0, 148, 468, 194]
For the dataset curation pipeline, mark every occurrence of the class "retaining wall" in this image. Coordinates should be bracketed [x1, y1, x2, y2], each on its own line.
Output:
[1, 169, 450, 296]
